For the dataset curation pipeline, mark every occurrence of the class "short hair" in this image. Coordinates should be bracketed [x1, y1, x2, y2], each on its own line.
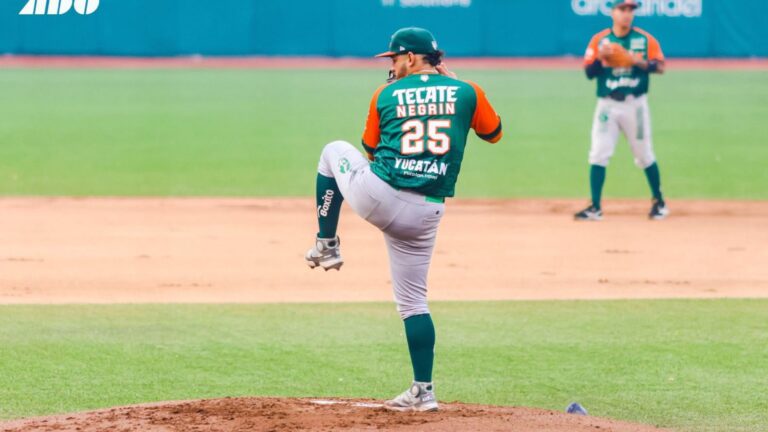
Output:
[423, 50, 445, 67]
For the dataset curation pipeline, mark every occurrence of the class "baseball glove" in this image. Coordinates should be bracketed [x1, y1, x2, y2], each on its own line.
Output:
[603, 43, 636, 68]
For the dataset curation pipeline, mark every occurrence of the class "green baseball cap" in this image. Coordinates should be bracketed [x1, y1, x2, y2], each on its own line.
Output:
[375, 27, 439, 58]
[613, 0, 639, 8]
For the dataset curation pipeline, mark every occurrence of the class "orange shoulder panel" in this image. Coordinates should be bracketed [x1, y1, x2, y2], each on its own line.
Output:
[584, 29, 611, 66]
[634, 27, 665, 61]
[361, 84, 388, 159]
[468, 81, 502, 144]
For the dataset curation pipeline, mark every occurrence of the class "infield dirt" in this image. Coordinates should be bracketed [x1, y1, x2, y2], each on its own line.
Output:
[1, 198, 766, 304]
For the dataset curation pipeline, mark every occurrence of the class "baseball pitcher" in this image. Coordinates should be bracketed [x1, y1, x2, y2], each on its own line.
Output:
[575, 0, 669, 221]
[305, 27, 502, 411]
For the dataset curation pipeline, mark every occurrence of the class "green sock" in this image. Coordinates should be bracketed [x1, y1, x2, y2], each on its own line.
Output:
[644, 162, 664, 201]
[404, 314, 435, 383]
[590, 165, 607, 209]
[315, 174, 343, 238]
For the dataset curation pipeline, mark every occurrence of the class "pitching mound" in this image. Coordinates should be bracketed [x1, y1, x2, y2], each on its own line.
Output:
[0, 397, 667, 431]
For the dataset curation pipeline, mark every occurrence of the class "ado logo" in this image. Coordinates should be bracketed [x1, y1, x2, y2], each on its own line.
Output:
[20, 0, 99, 15]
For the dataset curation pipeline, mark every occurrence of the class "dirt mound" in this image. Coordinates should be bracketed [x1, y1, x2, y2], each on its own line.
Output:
[0, 397, 668, 432]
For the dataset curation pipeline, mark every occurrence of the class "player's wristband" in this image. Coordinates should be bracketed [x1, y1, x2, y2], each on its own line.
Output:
[585, 60, 603, 79]
[647, 60, 660, 73]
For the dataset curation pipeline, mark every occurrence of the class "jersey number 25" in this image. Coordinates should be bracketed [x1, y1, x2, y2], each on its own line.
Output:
[401, 119, 451, 155]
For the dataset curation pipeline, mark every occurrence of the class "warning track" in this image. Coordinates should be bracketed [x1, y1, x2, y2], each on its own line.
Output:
[0, 55, 766, 70]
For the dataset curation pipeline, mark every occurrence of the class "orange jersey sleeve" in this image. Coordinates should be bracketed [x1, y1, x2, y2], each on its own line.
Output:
[635, 28, 665, 61]
[468, 81, 503, 144]
[584, 29, 611, 66]
[361, 84, 388, 160]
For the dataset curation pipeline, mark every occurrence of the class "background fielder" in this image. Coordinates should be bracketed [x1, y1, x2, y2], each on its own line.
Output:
[575, 0, 669, 221]
[305, 28, 502, 412]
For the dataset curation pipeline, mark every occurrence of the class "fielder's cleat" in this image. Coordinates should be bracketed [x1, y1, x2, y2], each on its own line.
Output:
[384, 382, 438, 412]
[649, 199, 670, 220]
[566, 402, 589, 415]
[305, 236, 343, 271]
[574, 205, 603, 221]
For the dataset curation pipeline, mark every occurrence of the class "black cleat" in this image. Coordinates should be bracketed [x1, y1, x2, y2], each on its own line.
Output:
[574, 205, 603, 221]
[649, 199, 670, 220]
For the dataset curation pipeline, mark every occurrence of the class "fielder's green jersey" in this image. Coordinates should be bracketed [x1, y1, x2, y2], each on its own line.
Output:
[584, 27, 665, 98]
[361, 72, 502, 198]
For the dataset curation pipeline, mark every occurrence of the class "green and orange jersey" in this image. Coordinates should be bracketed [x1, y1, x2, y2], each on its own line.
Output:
[584, 27, 664, 98]
[361, 72, 502, 198]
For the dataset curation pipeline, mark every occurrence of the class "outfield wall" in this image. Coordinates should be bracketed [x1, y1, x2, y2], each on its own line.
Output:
[1, 0, 766, 58]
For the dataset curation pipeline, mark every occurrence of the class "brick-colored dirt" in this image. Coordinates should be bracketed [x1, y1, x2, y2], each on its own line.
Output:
[0, 397, 669, 432]
[0, 55, 765, 70]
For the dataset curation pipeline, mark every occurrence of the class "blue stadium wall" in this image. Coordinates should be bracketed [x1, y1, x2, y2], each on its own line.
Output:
[0, 0, 765, 57]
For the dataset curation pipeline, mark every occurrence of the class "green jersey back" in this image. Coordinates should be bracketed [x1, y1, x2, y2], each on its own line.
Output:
[584, 27, 665, 98]
[361, 73, 502, 198]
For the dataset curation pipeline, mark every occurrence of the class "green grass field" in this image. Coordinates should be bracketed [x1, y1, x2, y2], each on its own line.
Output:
[1, 68, 766, 431]
[0, 69, 766, 198]
[1, 301, 766, 431]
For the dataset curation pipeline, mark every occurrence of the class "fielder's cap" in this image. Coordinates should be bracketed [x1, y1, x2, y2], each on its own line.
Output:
[375, 27, 439, 58]
[612, 0, 639, 8]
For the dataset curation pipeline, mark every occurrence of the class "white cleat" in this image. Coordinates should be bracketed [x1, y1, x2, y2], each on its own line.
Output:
[384, 382, 438, 412]
[305, 236, 343, 271]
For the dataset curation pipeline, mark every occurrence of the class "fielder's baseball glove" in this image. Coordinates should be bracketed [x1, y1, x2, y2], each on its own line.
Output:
[603, 43, 636, 68]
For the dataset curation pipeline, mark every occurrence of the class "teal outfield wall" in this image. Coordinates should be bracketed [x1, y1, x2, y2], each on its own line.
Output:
[1, 0, 766, 57]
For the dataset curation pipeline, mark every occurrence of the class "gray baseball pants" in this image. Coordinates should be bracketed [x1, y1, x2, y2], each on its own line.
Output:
[317, 140, 444, 319]
[589, 94, 656, 168]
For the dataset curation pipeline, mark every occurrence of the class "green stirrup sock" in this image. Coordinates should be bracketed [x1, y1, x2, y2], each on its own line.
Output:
[404, 314, 436, 383]
[315, 174, 343, 239]
[644, 162, 664, 201]
[590, 165, 607, 210]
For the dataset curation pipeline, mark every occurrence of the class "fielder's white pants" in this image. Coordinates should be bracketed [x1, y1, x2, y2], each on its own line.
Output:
[317, 140, 444, 320]
[589, 95, 656, 168]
